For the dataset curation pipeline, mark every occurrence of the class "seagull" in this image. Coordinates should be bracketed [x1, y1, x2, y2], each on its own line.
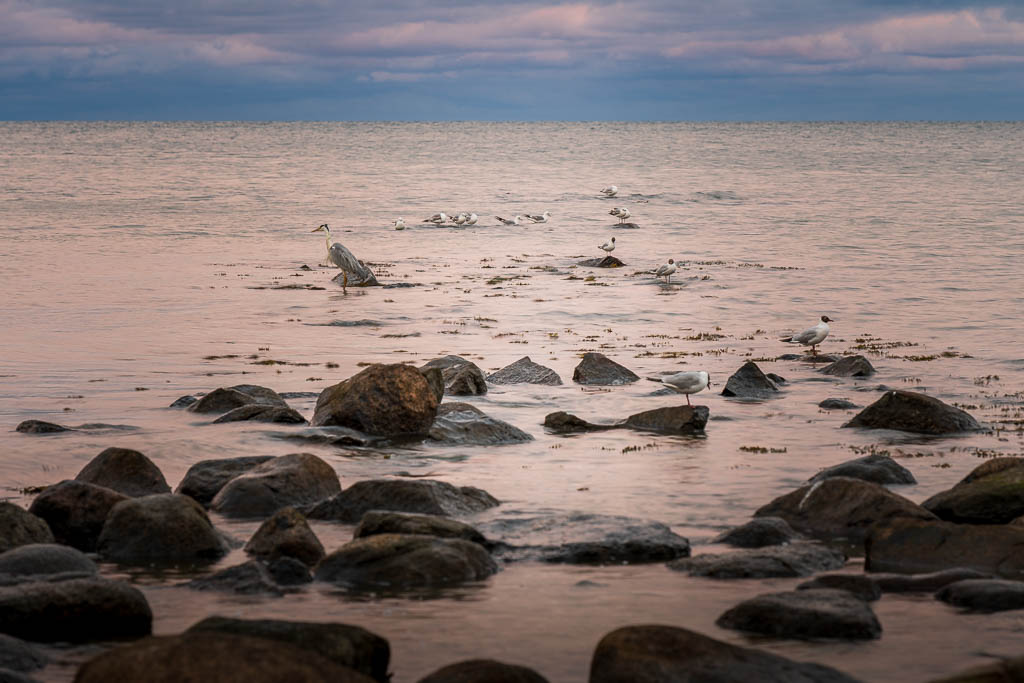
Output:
[495, 215, 522, 226]
[452, 213, 468, 226]
[659, 371, 711, 406]
[609, 207, 631, 224]
[599, 236, 616, 253]
[465, 213, 478, 225]
[782, 315, 835, 355]
[600, 185, 618, 198]
[393, 217, 406, 230]
[424, 212, 448, 225]
[526, 211, 551, 224]
[655, 258, 677, 282]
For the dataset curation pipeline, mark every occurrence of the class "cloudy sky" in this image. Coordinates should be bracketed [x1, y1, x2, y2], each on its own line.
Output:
[2, 0, 1022, 120]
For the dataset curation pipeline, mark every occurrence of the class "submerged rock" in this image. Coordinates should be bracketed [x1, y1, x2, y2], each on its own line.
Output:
[211, 404, 307, 424]
[808, 454, 917, 486]
[74, 447, 171, 497]
[211, 453, 341, 519]
[14, 420, 70, 434]
[98, 494, 230, 565]
[935, 578, 1024, 613]
[0, 633, 48, 674]
[185, 560, 285, 596]
[542, 406, 708, 436]
[28, 480, 128, 552]
[0, 544, 96, 581]
[428, 403, 533, 446]
[0, 504, 54, 555]
[667, 543, 846, 579]
[168, 395, 198, 409]
[420, 356, 488, 396]
[306, 479, 499, 523]
[354, 511, 489, 546]
[870, 568, 994, 593]
[577, 256, 625, 268]
[244, 507, 325, 566]
[721, 361, 780, 399]
[797, 575, 882, 601]
[712, 517, 804, 548]
[312, 364, 439, 436]
[542, 412, 616, 433]
[572, 352, 639, 386]
[174, 455, 275, 507]
[819, 398, 859, 410]
[820, 355, 876, 377]
[486, 357, 562, 385]
[931, 655, 1024, 683]
[716, 588, 882, 640]
[418, 659, 548, 683]
[921, 457, 1024, 524]
[843, 390, 982, 434]
[189, 384, 288, 415]
[865, 518, 1024, 578]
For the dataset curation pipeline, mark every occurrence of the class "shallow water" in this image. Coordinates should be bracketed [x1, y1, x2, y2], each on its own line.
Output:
[2, 121, 1024, 681]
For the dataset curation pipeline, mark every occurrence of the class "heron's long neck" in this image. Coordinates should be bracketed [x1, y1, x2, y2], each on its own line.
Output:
[324, 232, 331, 252]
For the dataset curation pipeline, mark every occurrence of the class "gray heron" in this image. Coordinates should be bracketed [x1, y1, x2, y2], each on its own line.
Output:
[311, 224, 372, 292]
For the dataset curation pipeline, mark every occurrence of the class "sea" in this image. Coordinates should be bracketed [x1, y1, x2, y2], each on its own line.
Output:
[1, 121, 1023, 681]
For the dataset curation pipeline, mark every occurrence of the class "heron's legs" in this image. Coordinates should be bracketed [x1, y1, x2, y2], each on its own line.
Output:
[342, 272, 348, 293]
[686, 394, 691, 406]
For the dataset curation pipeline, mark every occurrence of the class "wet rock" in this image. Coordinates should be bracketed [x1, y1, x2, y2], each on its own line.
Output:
[577, 256, 625, 267]
[780, 353, 841, 364]
[935, 578, 1024, 612]
[797, 575, 882, 601]
[420, 356, 488, 396]
[716, 588, 882, 640]
[189, 384, 288, 414]
[244, 507, 325, 566]
[754, 476, 936, 541]
[712, 517, 804, 548]
[589, 624, 860, 683]
[268, 556, 313, 585]
[420, 367, 445, 402]
[98, 493, 230, 565]
[721, 361, 780, 399]
[174, 455, 275, 506]
[315, 533, 498, 589]
[0, 667, 41, 682]
[354, 511, 488, 546]
[312, 364, 439, 436]
[270, 426, 374, 448]
[211, 453, 341, 519]
[73, 632, 374, 683]
[870, 568, 994, 593]
[865, 518, 1024, 578]
[808, 454, 917, 486]
[428, 403, 533, 446]
[819, 398, 858, 410]
[667, 543, 846, 579]
[929, 656, 1024, 683]
[0, 634, 47, 673]
[187, 616, 390, 682]
[0, 505, 54, 554]
[843, 390, 982, 434]
[486, 357, 562, 385]
[211, 404, 307, 424]
[306, 479, 499, 523]
[0, 544, 96, 580]
[542, 411, 616, 433]
[331, 267, 379, 288]
[572, 352, 640, 386]
[14, 420, 70, 434]
[820, 355, 876, 377]
[74, 447, 171, 498]
[921, 457, 1024, 524]
[168, 395, 198, 409]
[28, 480, 127, 552]
[623, 405, 708, 435]
[418, 659, 548, 683]
[0, 577, 151, 642]
[185, 560, 284, 596]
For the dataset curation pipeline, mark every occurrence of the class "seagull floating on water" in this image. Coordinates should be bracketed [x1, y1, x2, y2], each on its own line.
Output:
[655, 258, 677, 282]
[465, 213, 478, 225]
[659, 371, 711, 406]
[526, 211, 551, 224]
[782, 315, 834, 355]
[393, 217, 406, 230]
[600, 185, 618, 198]
[609, 207, 631, 224]
[599, 236, 616, 253]
[495, 215, 523, 226]
[452, 213, 468, 226]
[424, 212, 448, 225]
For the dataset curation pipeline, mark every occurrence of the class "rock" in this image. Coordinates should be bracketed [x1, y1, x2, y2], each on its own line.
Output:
[797, 575, 882, 601]
[929, 656, 1024, 683]
[244, 507, 325, 566]
[420, 367, 445, 402]
[871, 568, 994, 593]
[0, 544, 96, 580]
[780, 353, 841, 364]
[0, 634, 47, 673]
[819, 398, 859, 410]
[331, 266, 379, 288]
[212, 405, 307, 424]
[211, 453, 341, 519]
[623, 405, 708, 435]
[73, 632, 375, 683]
[307, 479, 499, 523]
[420, 356, 488, 396]
[0, 578, 151, 642]
[935, 578, 1024, 612]
[271, 426, 374, 448]
[185, 560, 284, 596]
[97, 493, 230, 565]
[27, 480, 128, 552]
[820, 355, 876, 377]
[577, 256, 625, 268]
[754, 476, 936, 541]
[767, 372, 788, 384]
[572, 352, 640, 386]
[174, 455, 275, 506]
[312, 364, 439, 436]
[0, 505, 54, 555]
[14, 420, 70, 434]
[712, 517, 804, 548]
[0, 666, 41, 682]
[354, 511, 488, 546]
[418, 659, 548, 683]
[168, 395, 197, 409]
[428, 403, 533, 445]
[589, 624, 860, 683]
[808, 454, 917, 486]
[921, 457, 1024, 524]
[74, 447, 171, 497]
[486, 357, 562, 385]
[716, 588, 882, 640]
[268, 557, 314, 585]
[668, 543, 846, 579]
[843, 390, 982, 434]
[314, 534, 498, 589]
[542, 412, 616, 433]
[187, 616, 390, 682]
[721, 361, 780, 399]
[188, 384, 288, 414]
[865, 518, 1024, 578]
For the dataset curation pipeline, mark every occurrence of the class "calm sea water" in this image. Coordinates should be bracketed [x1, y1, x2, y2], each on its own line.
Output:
[2, 122, 1024, 681]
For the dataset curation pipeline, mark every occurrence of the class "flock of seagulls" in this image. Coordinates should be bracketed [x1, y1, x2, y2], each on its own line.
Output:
[609, 207, 631, 224]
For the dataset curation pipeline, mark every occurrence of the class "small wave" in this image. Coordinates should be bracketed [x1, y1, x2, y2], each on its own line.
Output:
[693, 190, 741, 201]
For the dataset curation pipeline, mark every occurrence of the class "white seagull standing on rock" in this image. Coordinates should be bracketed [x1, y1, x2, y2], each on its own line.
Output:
[526, 211, 551, 223]
[600, 185, 618, 197]
[599, 236, 616, 253]
[655, 258, 677, 282]
[495, 215, 523, 225]
[782, 315, 834, 355]
[610, 207, 631, 224]
[659, 371, 711, 405]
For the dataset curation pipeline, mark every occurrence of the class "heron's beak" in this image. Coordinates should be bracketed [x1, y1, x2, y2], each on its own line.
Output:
[311, 227, 322, 232]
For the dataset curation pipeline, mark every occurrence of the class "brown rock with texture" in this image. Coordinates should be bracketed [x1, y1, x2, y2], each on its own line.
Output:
[312, 364, 439, 436]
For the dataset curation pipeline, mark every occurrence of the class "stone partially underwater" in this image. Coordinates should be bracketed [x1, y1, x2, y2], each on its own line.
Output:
[544, 405, 709, 436]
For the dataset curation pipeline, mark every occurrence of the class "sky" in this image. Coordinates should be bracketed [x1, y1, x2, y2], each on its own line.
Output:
[1, 0, 1022, 120]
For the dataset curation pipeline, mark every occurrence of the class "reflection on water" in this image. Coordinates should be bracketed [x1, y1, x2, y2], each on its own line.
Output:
[2, 122, 1023, 682]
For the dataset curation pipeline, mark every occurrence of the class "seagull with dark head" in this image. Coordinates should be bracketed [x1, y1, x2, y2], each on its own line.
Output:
[782, 315, 835, 355]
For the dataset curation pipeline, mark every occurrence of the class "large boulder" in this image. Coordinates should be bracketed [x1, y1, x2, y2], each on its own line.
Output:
[73, 632, 374, 683]
[306, 480, 499, 523]
[486, 357, 562, 385]
[865, 518, 1024, 578]
[428, 403, 533, 446]
[97, 493, 230, 565]
[74, 447, 171, 497]
[244, 507, 325, 567]
[589, 624, 860, 683]
[921, 458, 1024, 524]
[418, 659, 548, 683]
[721, 361, 780, 399]
[27, 480, 128, 552]
[0, 578, 151, 642]
[188, 384, 288, 414]
[354, 511, 489, 547]
[754, 477, 936, 541]
[572, 352, 639, 386]
[843, 390, 982, 434]
[716, 588, 882, 640]
[623, 405, 708, 435]
[712, 517, 804, 548]
[808, 454, 916, 486]
[820, 355, 876, 377]
[0, 544, 96, 581]
[312, 364, 439, 436]
[420, 356, 488, 396]
[314, 534, 498, 589]
[211, 453, 341, 519]
[211, 405, 307, 424]
[668, 543, 846, 579]
[935, 578, 1024, 613]
[0, 505, 53, 554]
[174, 455, 275, 506]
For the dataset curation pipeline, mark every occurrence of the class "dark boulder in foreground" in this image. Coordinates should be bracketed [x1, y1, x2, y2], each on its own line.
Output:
[930, 655, 1024, 683]
[843, 390, 982, 434]
[543, 406, 708, 436]
[870, 568, 993, 593]
[712, 517, 804, 548]
[212, 404, 307, 424]
[73, 632, 375, 683]
[312, 363, 439, 436]
[668, 543, 846, 579]
[0, 544, 96, 581]
[589, 624, 860, 683]
[716, 588, 882, 640]
[797, 574, 882, 601]
[211, 453, 341, 519]
[75, 447, 171, 498]
[721, 361, 780, 399]
[0, 633, 48, 674]
[418, 659, 549, 683]
[428, 403, 533, 446]
[98, 494, 230, 565]
[935, 578, 1024, 613]
[14, 420, 70, 434]
[820, 355, 876, 377]
[0, 504, 54, 554]
[572, 352, 639, 386]
[487, 357, 562, 385]
[420, 356, 488, 396]
[307, 479, 499, 523]
[921, 457, 1024, 524]
[577, 256, 625, 268]
[188, 384, 288, 415]
[808, 454, 917, 486]
[174, 455, 275, 506]
[244, 507, 325, 567]
[28, 480, 128, 552]
[354, 511, 489, 547]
